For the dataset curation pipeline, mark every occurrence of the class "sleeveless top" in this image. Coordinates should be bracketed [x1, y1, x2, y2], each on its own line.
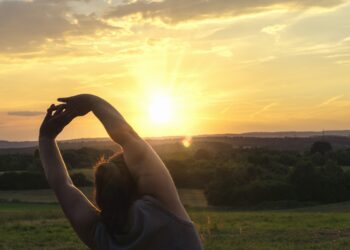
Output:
[94, 195, 203, 250]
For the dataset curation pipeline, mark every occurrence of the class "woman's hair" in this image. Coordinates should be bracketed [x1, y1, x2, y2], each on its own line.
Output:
[93, 152, 138, 234]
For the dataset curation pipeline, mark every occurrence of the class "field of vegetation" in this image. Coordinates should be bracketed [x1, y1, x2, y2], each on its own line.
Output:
[3, 201, 350, 249]
[0, 188, 208, 208]
[3, 138, 350, 249]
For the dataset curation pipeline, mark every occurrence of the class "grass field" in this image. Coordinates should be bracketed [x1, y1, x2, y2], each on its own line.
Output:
[3, 202, 350, 249]
[0, 188, 208, 208]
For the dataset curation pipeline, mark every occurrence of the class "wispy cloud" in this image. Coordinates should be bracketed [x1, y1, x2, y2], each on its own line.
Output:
[0, 0, 118, 53]
[7, 111, 45, 117]
[318, 95, 344, 107]
[261, 24, 287, 35]
[107, 0, 345, 24]
[220, 102, 235, 114]
[251, 102, 278, 117]
[193, 46, 233, 58]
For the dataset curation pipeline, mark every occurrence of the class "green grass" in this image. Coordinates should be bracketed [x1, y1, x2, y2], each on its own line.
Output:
[0, 188, 208, 207]
[3, 202, 350, 249]
[0, 203, 86, 250]
[192, 208, 350, 250]
[70, 169, 94, 181]
[341, 166, 350, 172]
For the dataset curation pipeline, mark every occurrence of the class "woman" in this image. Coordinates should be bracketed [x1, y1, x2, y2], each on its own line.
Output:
[39, 94, 203, 250]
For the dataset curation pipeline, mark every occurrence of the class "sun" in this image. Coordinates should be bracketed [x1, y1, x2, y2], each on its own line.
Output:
[148, 92, 174, 124]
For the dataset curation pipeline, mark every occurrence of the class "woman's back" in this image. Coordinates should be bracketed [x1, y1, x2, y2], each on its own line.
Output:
[94, 195, 203, 250]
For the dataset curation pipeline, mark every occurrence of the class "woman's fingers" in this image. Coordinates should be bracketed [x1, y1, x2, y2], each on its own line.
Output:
[43, 104, 55, 122]
[53, 109, 78, 125]
[59, 110, 78, 127]
[48, 104, 55, 111]
[52, 104, 66, 116]
[57, 97, 72, 103]
[43, 100, 78, 125]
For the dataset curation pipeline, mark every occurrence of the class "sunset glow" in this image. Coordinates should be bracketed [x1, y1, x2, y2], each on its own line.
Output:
[149, 92, 174, 124]
[182, 137, 193, 148]
[0, 0, 350, 140]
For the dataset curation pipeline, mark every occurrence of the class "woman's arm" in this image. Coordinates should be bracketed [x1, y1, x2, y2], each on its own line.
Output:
[39, 105, 99, 248]
[58, 95, 191, 222]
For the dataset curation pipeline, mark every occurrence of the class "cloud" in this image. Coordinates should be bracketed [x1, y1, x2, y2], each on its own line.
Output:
[251, 102, 278, 117]
[261, 24, 287, 35]
[318, 95, 344, 107]
[194, 46, 233, 58]
[0, 0, 117, 53]
[107, 0, 345, 24]
[285, 2, 350, 44]
[7, 111, 45, 117]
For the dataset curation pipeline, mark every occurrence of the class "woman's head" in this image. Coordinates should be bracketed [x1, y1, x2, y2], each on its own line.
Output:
[93, 152, 137, 234]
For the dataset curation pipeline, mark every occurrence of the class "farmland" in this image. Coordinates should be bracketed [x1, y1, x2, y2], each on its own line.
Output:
[2, 200, 350, 249]
[3, 138, 350, 249]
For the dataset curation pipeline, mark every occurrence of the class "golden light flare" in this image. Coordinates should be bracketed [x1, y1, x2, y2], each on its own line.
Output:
[182, 136, 192, 148]
[148, 91, 174, 124]
[126, 40, 200, 137]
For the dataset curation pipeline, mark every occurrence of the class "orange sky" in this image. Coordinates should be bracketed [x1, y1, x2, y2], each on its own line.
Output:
[1, 0, 350, 140]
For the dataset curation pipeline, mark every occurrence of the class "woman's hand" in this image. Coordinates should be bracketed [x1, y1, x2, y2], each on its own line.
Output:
[39, 104, 78, 140]
[57, 94, 98, 117]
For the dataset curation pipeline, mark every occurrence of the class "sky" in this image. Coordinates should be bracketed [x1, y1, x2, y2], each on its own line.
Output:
[0, 0, 350, 141]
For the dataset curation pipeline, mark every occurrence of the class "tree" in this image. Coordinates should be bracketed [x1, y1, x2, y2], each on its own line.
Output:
[289, 161, 318, 201]
[310, 141, 333, 155]
[194, 148, 211, 160]
[71, 173, 93, 187]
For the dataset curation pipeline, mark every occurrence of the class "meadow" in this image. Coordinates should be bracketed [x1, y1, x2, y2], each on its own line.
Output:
[3, 140, 350, 249]
[0, 188, 208, 208]
[3, 192, 350, 249]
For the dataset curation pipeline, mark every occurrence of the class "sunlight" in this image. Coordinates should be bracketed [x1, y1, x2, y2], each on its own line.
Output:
[127, 42, 204, 136]
[182, 136, 192, 148]
[148, 91, 174, 124]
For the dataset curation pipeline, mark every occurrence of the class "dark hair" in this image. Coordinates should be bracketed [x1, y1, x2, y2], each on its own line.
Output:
[93, 152, 138, 234]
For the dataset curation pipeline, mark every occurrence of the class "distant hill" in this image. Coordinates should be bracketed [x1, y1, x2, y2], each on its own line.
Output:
[200, 130, 350, 138]
[2, 130, 350, 154]
[0, 140, 37, 149]
[238, 130, 350, 138]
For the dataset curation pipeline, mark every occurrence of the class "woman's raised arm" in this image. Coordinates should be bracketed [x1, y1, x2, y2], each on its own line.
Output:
[39, 104, 99, 249]
[58, 94, 191, 222]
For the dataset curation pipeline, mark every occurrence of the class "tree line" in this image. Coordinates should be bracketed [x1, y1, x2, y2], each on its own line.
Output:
[3, 141, 350, 207]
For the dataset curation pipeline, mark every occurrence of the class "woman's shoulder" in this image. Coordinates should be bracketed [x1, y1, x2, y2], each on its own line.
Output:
[134, 195, 195, 227]
[93, 196, 203, 250]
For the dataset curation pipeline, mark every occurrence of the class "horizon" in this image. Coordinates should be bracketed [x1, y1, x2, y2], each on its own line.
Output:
[2, 129, 350, 143]
[1, 0, 350, 140]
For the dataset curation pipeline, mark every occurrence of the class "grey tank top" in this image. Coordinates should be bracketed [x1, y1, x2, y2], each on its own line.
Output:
[94, 195, 203, 250]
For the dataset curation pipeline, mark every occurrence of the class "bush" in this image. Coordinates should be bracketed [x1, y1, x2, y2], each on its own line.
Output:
[0, 172, 92, 190]
[0, 172, 49, 190]
[310, 141, 333, 155]
[206, 172, 294, 207]
[71, 173, 93, 187]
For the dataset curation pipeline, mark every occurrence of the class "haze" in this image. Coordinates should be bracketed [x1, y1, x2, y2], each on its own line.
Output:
[0, 0, 350, 140]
